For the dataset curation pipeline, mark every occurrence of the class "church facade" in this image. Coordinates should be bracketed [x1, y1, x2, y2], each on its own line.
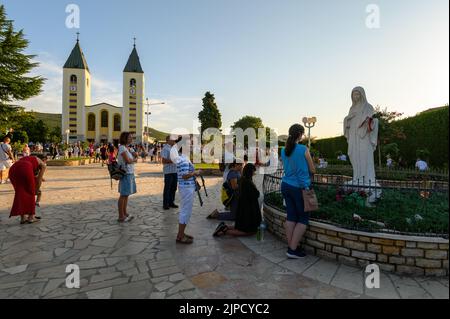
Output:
[61, 38, 145, 144]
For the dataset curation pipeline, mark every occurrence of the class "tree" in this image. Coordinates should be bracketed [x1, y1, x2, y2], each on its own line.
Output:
[382, 143, 400, 162]
[416, 149, 430, 161]
[49, 126, 62, 144]
[373, 106, 406, 167]
[15, 115, 49, 143]
[0, 5, 44, 133]
[231, 116, 267, 149]
[231, 116, 264, 131]
[198, 91, 222, 142]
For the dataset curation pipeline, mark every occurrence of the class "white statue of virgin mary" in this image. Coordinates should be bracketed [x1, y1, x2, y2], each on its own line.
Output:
[344, 87, 381, 201]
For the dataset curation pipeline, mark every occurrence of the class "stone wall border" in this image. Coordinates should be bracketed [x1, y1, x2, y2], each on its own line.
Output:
[263, 204, 449, 277]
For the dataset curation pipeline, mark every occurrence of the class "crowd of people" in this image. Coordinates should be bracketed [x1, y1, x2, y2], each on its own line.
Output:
[0, 123, 434, 259]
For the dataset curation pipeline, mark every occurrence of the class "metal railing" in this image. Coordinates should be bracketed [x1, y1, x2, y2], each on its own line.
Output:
[263, 169, 449, 238]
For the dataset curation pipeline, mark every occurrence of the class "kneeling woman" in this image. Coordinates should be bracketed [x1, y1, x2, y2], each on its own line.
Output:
[214, 163, 262, 237]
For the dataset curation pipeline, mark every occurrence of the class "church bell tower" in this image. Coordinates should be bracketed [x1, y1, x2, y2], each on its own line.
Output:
[62, 33, 91, 142]
[123, 39, 145, 144]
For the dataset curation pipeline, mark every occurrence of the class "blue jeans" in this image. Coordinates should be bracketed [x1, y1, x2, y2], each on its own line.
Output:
[163, 173, 178, 207]
[281, 182, 309, 225]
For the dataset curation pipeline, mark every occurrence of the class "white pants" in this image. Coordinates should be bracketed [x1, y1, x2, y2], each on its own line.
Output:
[179, 186, 195, 225]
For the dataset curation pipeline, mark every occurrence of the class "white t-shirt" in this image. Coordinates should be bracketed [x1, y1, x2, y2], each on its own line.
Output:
[0, 143, 12, 161]
[223, 150, 236, 182]
[415, 160, 428, 171]
[118, 145, 135, 174]
[387, 158, 393, 167]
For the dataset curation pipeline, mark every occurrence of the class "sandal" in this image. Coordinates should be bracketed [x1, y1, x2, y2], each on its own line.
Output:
[184, 234, 194, 240]
[213, 223, 228, 237]
[118, 215, 135, 223]
[176, 235, 193, 244]
[207, 209, 219, 219]
[27, 218, 40, 224]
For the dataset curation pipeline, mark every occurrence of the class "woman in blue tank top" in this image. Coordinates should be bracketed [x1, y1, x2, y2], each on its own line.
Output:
[281, 124, 316, 259]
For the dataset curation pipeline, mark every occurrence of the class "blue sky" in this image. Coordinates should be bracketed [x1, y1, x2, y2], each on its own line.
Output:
[2, 0, 449, 137]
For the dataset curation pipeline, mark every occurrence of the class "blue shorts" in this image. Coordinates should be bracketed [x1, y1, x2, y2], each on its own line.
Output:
[119, 174, 137, 196]
[281, 182, 309, 225]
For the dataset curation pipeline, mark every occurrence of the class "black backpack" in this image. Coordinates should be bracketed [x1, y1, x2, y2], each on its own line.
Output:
[107, 161, 126, 189]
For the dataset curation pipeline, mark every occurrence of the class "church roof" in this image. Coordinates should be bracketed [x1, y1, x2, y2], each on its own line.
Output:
[63, 41, 90, 71]
[123, 46, 144, 73]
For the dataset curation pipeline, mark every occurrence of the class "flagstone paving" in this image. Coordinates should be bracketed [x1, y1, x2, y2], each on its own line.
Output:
[0, 163, 448, 299]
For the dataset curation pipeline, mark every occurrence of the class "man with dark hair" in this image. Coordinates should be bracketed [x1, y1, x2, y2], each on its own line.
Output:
[161, 135, 178, 210]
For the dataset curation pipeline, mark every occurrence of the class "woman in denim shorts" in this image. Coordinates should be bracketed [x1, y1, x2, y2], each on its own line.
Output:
[281, 124, 316, 259]
[117, 132, 138, 223]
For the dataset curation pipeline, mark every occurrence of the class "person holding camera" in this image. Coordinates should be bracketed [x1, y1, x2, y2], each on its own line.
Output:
[170, 139, 201, 244]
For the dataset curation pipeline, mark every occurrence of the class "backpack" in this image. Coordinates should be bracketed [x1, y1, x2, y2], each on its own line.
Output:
[107, 161, 126, 189]
[221, 181, 234, 208]
[108, 161, 126, 180]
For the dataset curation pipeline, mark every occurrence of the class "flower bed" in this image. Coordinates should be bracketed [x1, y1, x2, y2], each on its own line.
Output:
[47, 157, 95, 166]
[265, 186, 449, 236]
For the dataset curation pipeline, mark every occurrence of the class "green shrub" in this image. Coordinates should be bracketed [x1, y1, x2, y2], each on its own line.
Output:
[264, 187, 448, 235]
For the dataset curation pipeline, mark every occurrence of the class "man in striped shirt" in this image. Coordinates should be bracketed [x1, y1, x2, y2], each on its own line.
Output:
[170, 141, 201, 244]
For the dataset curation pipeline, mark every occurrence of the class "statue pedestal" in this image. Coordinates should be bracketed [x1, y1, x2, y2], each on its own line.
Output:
[344, 180, 382, 204]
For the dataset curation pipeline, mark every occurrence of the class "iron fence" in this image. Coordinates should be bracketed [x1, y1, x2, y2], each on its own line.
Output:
[263, 168, 449, 238]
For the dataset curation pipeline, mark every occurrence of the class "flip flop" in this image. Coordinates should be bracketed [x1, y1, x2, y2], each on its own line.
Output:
[176, 235, 193, 244]
[184, 234, 194, 240]
[213, 223, 228, 237]
[118, 215, 134, 223]
[27, 219, 40, 224]
[206, 209, 219, 219]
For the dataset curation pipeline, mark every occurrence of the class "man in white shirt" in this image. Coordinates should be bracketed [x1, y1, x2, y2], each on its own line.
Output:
[386, 156, 393, 168]
[415, 158, 428, 171]
[0, 136, 14, 184]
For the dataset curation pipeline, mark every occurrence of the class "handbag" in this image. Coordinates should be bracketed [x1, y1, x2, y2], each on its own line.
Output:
[302, 188, 319, 212]
[288, 150, 319, 212]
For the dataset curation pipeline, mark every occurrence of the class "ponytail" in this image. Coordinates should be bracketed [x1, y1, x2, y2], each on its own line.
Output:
[285, 124, 305, 157]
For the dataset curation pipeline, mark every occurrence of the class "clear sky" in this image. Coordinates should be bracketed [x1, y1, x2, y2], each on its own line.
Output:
[2, 0, 449, 138]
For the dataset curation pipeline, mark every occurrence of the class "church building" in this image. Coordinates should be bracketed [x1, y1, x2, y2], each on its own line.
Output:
[61, 37, 145, 144]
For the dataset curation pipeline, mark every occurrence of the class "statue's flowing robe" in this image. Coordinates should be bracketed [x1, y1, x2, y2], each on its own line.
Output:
[344, 87, 379, 184]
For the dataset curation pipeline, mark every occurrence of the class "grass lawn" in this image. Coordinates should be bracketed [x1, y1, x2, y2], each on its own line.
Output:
[194, 163, 220, 170]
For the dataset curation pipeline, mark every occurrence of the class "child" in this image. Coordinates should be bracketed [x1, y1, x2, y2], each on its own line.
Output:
[36, 189, 42, 207]
[170, 142, 201, 244]
[108, 144, 116, 164]
[140, 146, 147, 163]
[35, 172, 45, 207]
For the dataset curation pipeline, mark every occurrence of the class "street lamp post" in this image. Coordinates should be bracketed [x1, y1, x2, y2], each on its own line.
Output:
[144, 98, 165, 143]
[65, 129, 70, 145]
[302, 117, 317, 149]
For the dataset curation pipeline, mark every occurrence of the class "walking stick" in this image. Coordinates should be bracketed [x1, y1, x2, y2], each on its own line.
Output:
[195, 178, 204, 207]
[200, 175, 208, 197]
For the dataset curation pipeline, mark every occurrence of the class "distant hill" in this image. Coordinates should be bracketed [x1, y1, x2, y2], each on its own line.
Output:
[31, 112, 169, 140]
[145, 127, 170, 141]
[33, 112, 61, 129]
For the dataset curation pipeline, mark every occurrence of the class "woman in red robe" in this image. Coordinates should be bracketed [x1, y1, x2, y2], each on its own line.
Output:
[9, 154, 47, 224]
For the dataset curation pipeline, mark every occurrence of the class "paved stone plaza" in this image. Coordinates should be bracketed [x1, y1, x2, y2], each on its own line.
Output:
[0, 163, 448, 299]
